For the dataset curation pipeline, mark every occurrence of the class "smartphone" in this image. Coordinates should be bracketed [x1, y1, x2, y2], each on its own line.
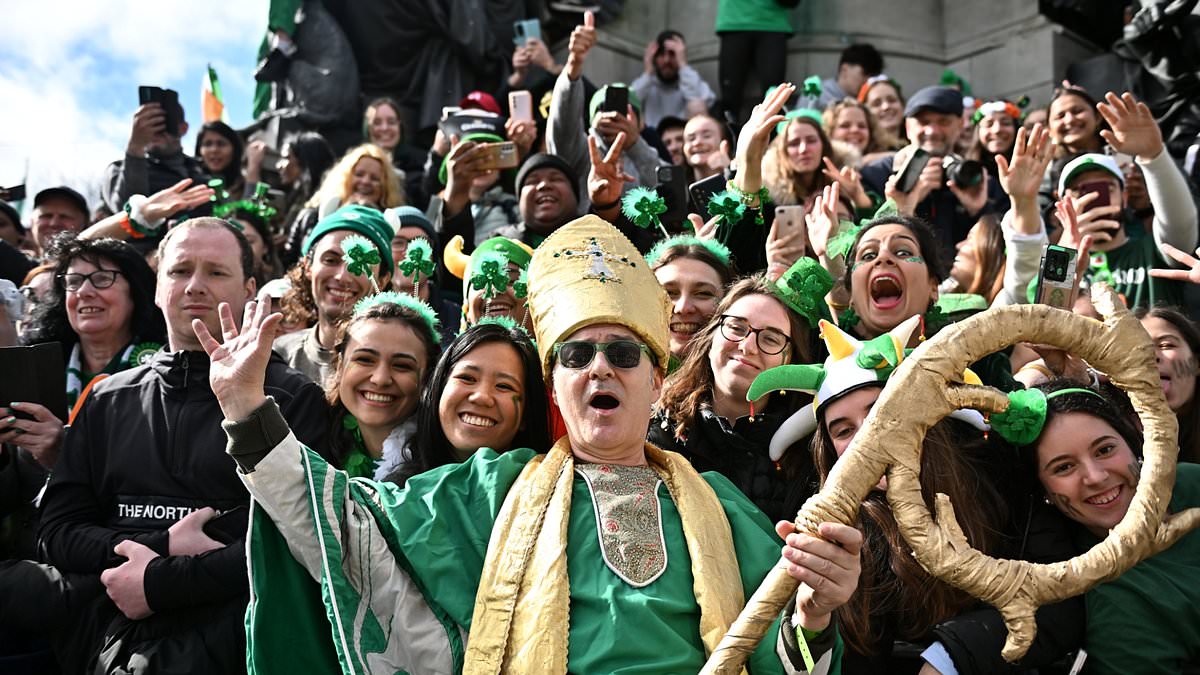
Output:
[201, 505, 249, 545]
[599, 86, 629, 115]
[1075, 180, 1111, 211]
[774, 205, 808, 250]
[688, 173, 727, 220]
[508, 91, 534, 122]
[476, 142, 519, 171]
[440, 106, 462, 121]
[513, 19, 541, 46]
[894, 147, 932, 193]
[0, 185, 25, 202]
[656, 165, 687, 232]
[137, 85, 182, 136]
[1035, 244, 1080, 310]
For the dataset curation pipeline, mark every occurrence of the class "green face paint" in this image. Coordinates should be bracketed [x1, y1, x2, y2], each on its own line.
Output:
[902, 256, 924, 264]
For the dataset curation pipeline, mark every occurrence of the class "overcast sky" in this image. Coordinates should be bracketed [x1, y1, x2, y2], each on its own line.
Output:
[0, 0, 264, 218]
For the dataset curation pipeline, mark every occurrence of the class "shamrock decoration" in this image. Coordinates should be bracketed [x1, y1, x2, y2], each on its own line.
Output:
[620, 187, 670, 239]
[706, 190, 746, 243]
[340, 414, 379, 479]
[773, 258, 834, 328]
[399, 238, 436, 292]
[825, 220, 864, 261]
[512, 266, 529, 299]
[837, 305, 861, 330]
[213, 182, 279, 222]
[128, 342, 163, 368]
[989, 388, 1049, 447]
[802, 75, 822, 99]
[341, 234, 382, 290]
[471, 251, 511, 300]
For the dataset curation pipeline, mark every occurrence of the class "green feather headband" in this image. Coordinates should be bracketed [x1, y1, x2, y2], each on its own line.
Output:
[470, 250, 511, 300]
[645, 235, 732, 268]
[989, 387, 1105, 447]
[352, 291, 442, 344]
[475, 314, 535, 344]
[397, 237, 436, 293]
[620, 186, 671, 239]
[826, 198, 901, 262]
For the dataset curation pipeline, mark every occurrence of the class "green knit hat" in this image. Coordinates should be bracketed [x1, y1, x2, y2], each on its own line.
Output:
[301, 204, 395, 276]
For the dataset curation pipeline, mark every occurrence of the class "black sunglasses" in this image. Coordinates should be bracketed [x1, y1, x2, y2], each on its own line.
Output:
[553, 340, 651, 369]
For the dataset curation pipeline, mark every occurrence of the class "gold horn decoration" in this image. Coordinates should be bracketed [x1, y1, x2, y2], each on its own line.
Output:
[444, 235, 470, 280]
[701, 284, 1200, 673]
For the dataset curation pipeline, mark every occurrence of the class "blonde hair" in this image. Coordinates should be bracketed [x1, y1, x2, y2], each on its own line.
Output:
[308, 144, 405, 209]
[822, 97, 901, 155]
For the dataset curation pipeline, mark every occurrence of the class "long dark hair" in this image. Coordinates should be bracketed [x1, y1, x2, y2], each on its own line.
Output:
[394, 322, 549, 486]
[22, 235, 166, 358]
[324, 301, 442, 467]
[285, 131, 336, 193]
[194, 121, 244, 188]
[1133, 306, 1200, 462]
[656, 274, 813, 440]
[843, 214, 948, 293]
[812, 386, 1006, 656]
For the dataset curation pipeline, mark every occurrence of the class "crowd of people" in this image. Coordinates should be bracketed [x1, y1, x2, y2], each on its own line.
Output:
[2, 4, 1200, 674]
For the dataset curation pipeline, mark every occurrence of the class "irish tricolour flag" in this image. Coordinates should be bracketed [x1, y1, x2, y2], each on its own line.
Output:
[202, 64, 228, 123]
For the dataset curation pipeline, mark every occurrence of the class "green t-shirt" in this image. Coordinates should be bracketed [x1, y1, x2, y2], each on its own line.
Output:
[388, 447, 790, 674]
[1079, 463, 1200, 673]
[1092, 233, 1185, 310]
[716, 0, 795, 34]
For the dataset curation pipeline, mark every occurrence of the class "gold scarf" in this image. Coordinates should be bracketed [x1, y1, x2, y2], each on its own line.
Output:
[465, 437, 749, 674]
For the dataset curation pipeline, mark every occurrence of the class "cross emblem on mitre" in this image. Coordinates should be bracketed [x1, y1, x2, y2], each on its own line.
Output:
[554, 236, 636, 283]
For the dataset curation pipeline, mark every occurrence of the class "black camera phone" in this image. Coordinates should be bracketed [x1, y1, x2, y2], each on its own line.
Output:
[894, 148, 932, 193]
[137, 86, 182, 137]
[1, 185, 25, 202]
[656, 165, 687, 232]
[688, 172, 726, 221]
[599, 86, 629, 115]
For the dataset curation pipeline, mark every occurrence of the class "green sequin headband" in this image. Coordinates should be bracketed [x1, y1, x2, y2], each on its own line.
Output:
[212, 182, 278, 224]
[989, 386, 1106, 446]
[352, 291, 442, 344]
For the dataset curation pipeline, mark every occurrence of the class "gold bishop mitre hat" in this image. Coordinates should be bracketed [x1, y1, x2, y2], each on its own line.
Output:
[527, 215, 670, 382]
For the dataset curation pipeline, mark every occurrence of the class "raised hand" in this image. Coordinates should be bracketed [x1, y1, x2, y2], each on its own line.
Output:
[776, 520, 863, 633]
[587, 131, 634, 210]
[734, 83, 795, 196]
[193, 300, 280, 422]
[143, 179, 215, 224]
[687, 212, 721, 240]
[127, 103, 166, 156]
[1097, 92, 1164, 160]
[821, 156, 869, 209]
[565, 11, 597, 81]
[1151, 243, 1200, 283]
[805, 182, 841, 259]
[996, 123, 1052, 202]
[1059, 192, 1119, 248]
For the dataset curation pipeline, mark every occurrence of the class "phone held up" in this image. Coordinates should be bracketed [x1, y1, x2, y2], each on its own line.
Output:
[1035, 244, 1080, 310]
[508, 91, 534, 122]
[137, 85, 183, 137]
[513, 19, 541, 46]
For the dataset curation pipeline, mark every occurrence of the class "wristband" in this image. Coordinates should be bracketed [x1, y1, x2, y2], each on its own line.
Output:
[1018, 362, 1054, 381]
[116, 212, 145, 240]
[124, 195, 165, 236]
[591, 197, 621, 212]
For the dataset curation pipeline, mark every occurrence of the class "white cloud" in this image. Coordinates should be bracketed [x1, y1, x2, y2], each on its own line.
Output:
[0, 0, 265, 217]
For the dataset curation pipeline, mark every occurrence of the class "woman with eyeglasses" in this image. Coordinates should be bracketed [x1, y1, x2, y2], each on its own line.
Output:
[651, 274, 818, 522]
[13, 236, 165, 469]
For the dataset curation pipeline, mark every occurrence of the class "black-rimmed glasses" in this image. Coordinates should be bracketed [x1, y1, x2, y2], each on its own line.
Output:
[718, 315, 790, 355]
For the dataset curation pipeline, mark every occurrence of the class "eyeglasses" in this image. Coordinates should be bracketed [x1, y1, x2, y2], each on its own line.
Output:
[719, 315, 790, 355]
[58, 269, 122, 292]
[553, 340, 651, 369]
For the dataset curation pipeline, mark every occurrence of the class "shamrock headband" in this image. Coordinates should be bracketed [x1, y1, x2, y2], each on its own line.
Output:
[770, 258, 834, 328]
[351, 291, 442, 344]
[645, 235, 732, 268]
[989, 386, 1106, 447]
[749, 316, 986, 461]
[444, 235, 533, 303]
[213, 182, 277, 225]
[397, 238, 436, 292]
[971, 97, 1029, 125]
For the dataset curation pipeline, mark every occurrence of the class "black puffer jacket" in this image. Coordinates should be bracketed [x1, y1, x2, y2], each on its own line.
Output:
[36, 349, 329, 673]
[648, 403, 817, 524]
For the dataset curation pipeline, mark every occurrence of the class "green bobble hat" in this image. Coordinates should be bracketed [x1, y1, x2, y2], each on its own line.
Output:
[301, 204, 395, 276]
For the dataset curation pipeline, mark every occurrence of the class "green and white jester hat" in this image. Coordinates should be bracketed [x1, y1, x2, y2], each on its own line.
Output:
[747, 315, 987, 461]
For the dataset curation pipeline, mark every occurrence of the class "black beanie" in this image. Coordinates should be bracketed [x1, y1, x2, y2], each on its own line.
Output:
[514, 153, 580, 201]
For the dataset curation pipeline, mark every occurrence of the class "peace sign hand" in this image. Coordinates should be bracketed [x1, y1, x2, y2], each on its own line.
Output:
[193, 300, 279, 422]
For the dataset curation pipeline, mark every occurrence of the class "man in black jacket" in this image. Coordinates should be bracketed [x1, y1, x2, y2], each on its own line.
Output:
[102, 94, 209, 215]
[5, 218, 327, 673]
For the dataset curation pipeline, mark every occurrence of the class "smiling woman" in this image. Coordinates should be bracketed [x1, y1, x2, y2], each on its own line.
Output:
[651, 274, 817, 522]
[392, 319, 549, 486]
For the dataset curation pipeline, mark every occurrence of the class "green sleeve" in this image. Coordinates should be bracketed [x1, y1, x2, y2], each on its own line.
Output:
[267, 0, 302, 33]
[703, 471, 796, 674]
[372, 447, 538, 627]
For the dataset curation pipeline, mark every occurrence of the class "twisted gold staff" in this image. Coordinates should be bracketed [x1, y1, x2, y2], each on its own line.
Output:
[701, 285, 1200, 672]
